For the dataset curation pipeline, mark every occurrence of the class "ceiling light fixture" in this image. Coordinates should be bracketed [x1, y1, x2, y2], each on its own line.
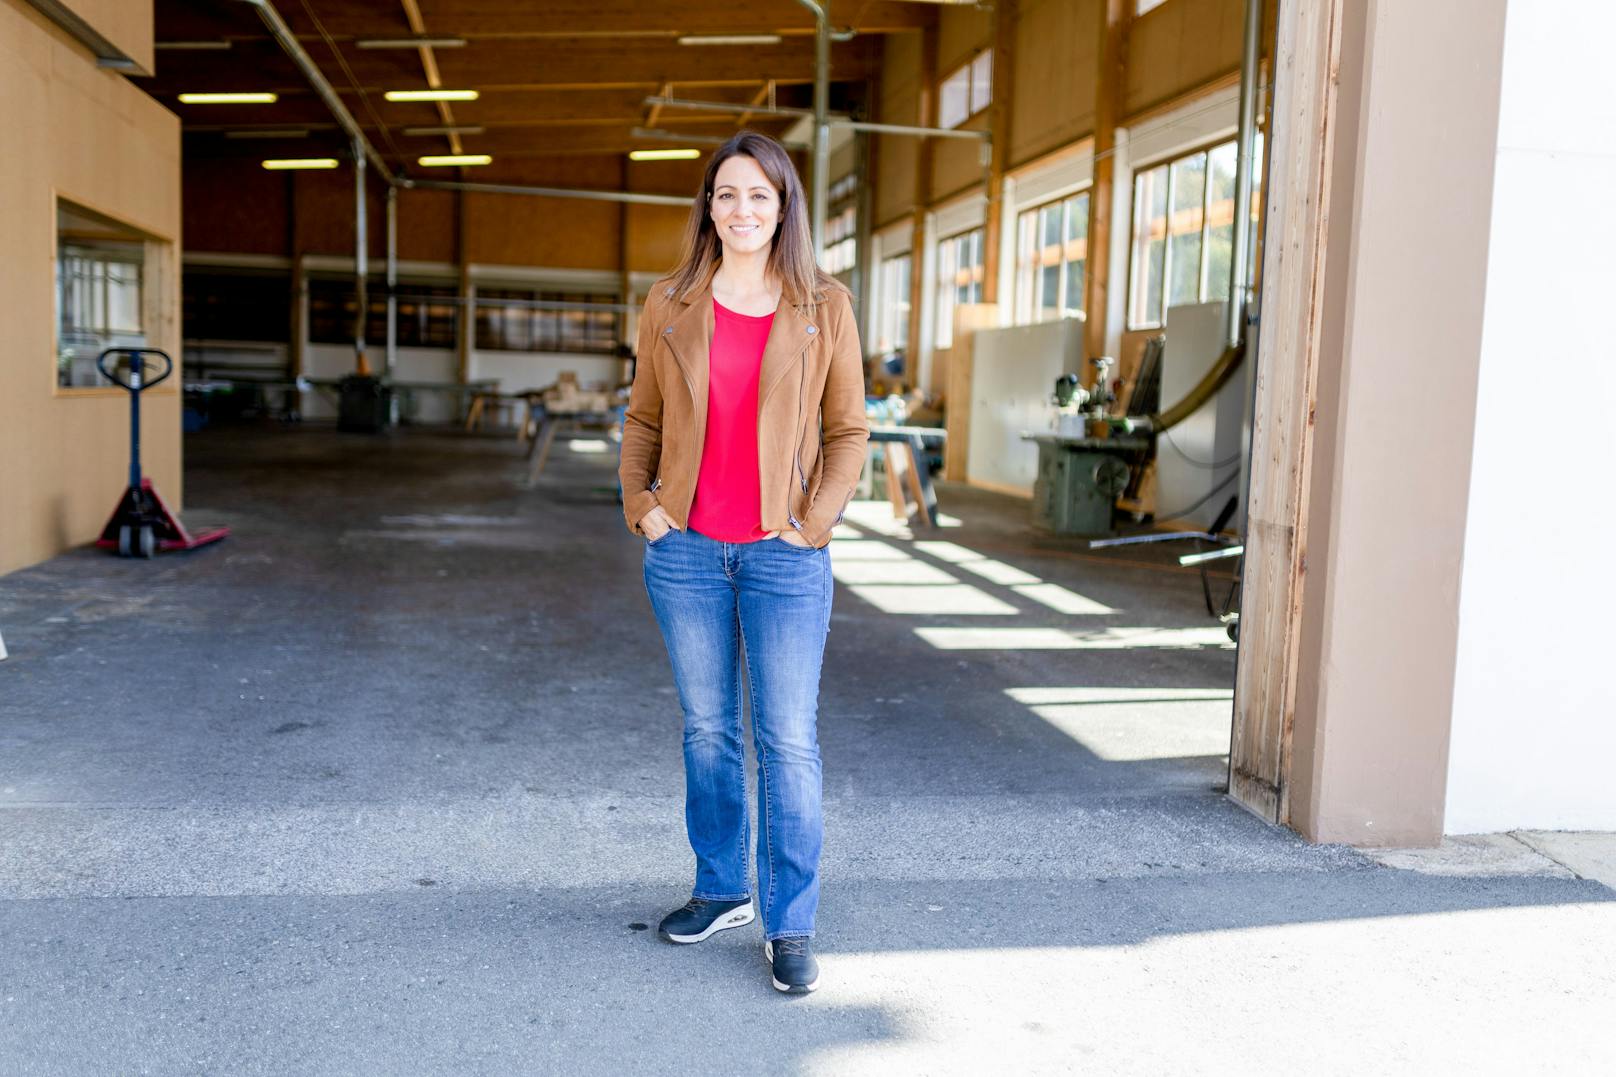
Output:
[178, 92, 278, 104]
[676, 34, 783, 46]
[356, 37, 467, 49]
[261, 158, 339, 170]
[402, 125, 486, 137]
[629, 148, 702, 161]
[385, 89, 479, 102]
[418, 154, 492, 166]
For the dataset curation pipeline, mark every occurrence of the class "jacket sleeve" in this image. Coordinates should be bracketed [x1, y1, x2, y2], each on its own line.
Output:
[618, 296, 664, 534]
[800, 292, 870, 547]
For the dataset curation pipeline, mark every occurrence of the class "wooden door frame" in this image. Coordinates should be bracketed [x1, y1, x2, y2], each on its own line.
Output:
[1228, 0, 1345, 825]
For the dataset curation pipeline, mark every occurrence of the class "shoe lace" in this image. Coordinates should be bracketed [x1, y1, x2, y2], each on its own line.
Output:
[775, 938, 810, 958]
[680, 898, 710, 914]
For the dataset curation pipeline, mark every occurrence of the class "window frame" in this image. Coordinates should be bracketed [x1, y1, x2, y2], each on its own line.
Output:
[1013, 188, 1092, 326]
[1125, 135, 1258, 331]
[938, 49, 994, 130]
[934, 227, 984, 351]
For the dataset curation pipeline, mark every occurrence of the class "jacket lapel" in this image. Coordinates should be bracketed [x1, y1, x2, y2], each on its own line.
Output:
[757, 299, 814, 412]
[663, 284, 713, 407]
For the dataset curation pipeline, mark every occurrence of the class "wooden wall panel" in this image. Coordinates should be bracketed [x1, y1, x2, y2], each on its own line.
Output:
[183, 158, 289, 255]
[464, 192, 620, 270]
[1, 1, 180, 574]
[1011, 0, 1100, 168]
[937, 5, 992, 73]
[64, 0, 152, 73]
[626, 203, 690, 275]
[396, 187, 456, 264]
[873, 30, 921, 229]
[1124, 0, 1244, 120]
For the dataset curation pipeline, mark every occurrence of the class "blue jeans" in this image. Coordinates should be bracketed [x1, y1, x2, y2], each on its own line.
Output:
[642, 526, 833, 940]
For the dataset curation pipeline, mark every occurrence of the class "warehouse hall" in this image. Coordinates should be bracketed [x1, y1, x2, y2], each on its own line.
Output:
[2, 0, 1614, 1071]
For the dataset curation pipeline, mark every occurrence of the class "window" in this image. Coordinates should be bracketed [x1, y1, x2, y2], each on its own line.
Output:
[877, 254, 911, 355]
[1137, 0, 1171, 14]
[938, 50, 993, 129]
[934, 228, 984, 350]
[184, 270, 290, 344]
[474, 290, 618, 353]
[1127, 136, 1263, 329]
[56, 199, 161, 389]
[1015, 191, 1090, 325]
[308, 278, 460, 349]
[823, 204, 857, 276]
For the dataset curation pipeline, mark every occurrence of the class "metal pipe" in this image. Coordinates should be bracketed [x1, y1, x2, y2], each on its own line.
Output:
[400, 177, 689, 207]
[798, 0, 830, 258]
[234, 0, 394, 183]
[842, 119, 989, 141]
[353, 136, 370, 376]
[385, 185, 398, 379]
[1227, 0, 1261, 348]
[641, 95, 828, 121]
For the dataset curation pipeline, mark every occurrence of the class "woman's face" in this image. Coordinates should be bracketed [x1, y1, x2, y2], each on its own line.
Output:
[709, 154, 781, 258]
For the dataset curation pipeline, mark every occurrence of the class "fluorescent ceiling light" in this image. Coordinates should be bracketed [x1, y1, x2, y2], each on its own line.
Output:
[156, 41, 232, 50]
[226, 129, 310, 139]
[676, 34, 782, 46]
[178, 92, 278, 104]
[356, 37, 467, 49]
[261, 158, 339, 170]
[418, 154, 492, 166]
[629, 148, 702, 161]
[402, 125, 486, 136]
[385, 89, 479, 102]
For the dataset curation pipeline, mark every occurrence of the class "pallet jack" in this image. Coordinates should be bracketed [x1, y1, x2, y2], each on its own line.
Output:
[94, 347, 229, 559]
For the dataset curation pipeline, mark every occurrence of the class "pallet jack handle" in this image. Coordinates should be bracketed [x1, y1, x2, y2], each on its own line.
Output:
[97, 348, 173, 491]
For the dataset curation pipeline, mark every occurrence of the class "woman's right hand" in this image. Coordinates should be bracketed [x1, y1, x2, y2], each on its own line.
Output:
[639, 506, 679, 541]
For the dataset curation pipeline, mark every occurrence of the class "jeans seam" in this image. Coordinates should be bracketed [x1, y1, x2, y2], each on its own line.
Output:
[732, 611, 750, 893]
[739, 613, 776, 929]
[766, 931, 815, 942]
[692, 890, 751, 902]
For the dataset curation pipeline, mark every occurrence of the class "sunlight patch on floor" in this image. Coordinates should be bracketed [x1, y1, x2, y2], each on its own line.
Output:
[848, 584, 1020, 616]
[917, 626, 1235, 650]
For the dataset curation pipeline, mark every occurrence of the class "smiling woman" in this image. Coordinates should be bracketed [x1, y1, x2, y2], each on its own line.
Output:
[617, 131, 869, 997]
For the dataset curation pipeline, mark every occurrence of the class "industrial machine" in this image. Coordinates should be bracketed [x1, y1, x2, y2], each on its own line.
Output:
[1026, 357, 1144, 536]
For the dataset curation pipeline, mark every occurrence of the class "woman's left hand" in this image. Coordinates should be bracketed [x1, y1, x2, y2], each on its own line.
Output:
[769, 529, 814, 548]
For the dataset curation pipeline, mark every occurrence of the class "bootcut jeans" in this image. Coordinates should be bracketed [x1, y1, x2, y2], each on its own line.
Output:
[642, 525, 833, 940]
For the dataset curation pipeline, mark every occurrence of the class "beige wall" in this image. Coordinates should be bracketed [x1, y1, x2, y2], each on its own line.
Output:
[1011, 0, 1099, 168]
[0, 0, 181, 575]
[57, 0, 152, 74]
[1289, 0, 1508, 846]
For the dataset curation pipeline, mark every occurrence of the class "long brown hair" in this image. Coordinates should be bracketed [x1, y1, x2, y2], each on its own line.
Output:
[665, 131, 847, 309]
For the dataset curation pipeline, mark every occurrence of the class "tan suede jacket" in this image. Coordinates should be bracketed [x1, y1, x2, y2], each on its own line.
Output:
[619, 278, 870, 548]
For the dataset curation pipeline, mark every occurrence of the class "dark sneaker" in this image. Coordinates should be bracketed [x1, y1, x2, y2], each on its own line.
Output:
[764, 938, 820, 994]
[657, 897, 754, 944]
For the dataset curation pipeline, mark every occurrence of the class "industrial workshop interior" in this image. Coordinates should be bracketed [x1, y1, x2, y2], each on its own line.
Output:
[2, 0, 1613, 1071]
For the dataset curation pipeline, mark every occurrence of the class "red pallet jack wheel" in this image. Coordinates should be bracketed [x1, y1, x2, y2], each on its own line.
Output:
[93, 347, 229, 558]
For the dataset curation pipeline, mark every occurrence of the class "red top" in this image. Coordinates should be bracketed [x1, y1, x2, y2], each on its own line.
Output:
[688, 299, 775, 543]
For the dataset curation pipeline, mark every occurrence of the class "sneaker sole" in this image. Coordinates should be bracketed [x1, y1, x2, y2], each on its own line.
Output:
[764, 941, 821, 994]
[659, 905, 754, 944]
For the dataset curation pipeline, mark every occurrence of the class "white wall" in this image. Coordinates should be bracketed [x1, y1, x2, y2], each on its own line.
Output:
[966, 318, 1084, 495]
[1444, 1, 1616, 833]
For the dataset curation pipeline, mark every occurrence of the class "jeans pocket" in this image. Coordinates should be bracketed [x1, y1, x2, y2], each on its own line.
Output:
[774, 533, 819, 553]
[647, 528, 677, 547]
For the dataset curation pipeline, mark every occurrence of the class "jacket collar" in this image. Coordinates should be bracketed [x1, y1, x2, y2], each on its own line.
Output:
[663, 280, 817, 409]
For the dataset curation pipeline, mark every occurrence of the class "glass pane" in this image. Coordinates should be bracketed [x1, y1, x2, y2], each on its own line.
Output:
[1041, 204, 1062, 251]
[970, 51, 993, 114]
[1168, 153, 1206, 308]
[1040, 264, 1060, 322]
[1129, 164, 1169, 326]
[1204, 142, 1237, 302]
[1015, 210, 1037, 324]
[1062, 258, 1085, 319]
[939, 67, 970, 129]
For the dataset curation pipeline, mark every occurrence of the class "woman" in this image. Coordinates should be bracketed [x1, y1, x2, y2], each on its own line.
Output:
[618, 131, 868, 995]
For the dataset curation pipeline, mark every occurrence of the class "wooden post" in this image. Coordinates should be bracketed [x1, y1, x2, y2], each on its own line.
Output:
[455, 189, 472, 393]
[906, 21, 937, 388]
[1082, 0, 1129, 377]
[980, 0, 1016, 309]
[1227, 0, 1346, 824]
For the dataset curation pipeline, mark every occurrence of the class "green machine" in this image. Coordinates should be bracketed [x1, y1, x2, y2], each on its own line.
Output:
[1026, 433, 1149, 535]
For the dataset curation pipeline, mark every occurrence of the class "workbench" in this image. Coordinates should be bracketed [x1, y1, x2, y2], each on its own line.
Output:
[869, 424, 946, 527]
[1022, 432, 1151, 535]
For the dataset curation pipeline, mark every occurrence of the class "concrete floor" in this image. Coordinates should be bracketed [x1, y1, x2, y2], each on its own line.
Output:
[1, 426, 1612, 1075]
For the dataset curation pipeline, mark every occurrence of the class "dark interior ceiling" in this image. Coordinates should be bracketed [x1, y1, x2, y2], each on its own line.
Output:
[142, 1, 935, 186]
